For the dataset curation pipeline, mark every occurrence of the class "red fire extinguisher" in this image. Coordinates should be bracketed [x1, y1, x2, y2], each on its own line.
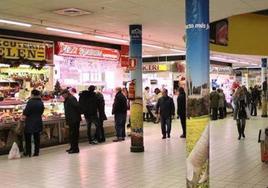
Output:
[128, 80, 135, 100]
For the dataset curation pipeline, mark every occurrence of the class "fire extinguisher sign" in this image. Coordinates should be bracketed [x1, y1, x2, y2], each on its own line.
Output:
[128, 58, 137, 71]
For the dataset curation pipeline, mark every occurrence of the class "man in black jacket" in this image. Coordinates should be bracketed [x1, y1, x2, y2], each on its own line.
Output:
[112, 87, 128, 142]
[23, 89, 44, 157]
[79, 85, 100, 144]
[156, 89, 175, 139]
[61, 89, 81, 154]
[177, 87, 186, 138]
[96, 90, 107, 143]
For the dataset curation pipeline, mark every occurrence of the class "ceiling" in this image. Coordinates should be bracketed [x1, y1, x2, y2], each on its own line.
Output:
[0, 0, 268, 63]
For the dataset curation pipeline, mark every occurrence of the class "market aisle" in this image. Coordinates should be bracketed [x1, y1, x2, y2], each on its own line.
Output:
[0, 121, 186, 188]
[210, 115, 268, 187]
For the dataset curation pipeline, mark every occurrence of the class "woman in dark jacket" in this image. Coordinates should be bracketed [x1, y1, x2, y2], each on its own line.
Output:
[23, 89, 44, 157]
[96, 91, 107, 142]
[177, 87, 186, 138]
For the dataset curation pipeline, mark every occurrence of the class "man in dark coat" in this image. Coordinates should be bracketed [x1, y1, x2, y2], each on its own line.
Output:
[177, 87, 186, 138]
[96, 91, 107, 143]
[23, 89, 44, 157]
[156, 89, 175, 139]
[62, 89, 81, 154]
[210, 87, 220, 120]
[112, 87, 128, 142]
[79, 85, 100, 144]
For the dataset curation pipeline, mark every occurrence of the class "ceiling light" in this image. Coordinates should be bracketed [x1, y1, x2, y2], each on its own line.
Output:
[142, 55, 155, 57]
[94, 35, 128, 43]
[0, 64, 10, 67]
[0, 19, 32, 27]
[170, 48, 185, 53]
[159, 53, 185, 56]
[19, 65, 30, 68]
[143, 44, 164, 49]
[46, 27, 82, 35]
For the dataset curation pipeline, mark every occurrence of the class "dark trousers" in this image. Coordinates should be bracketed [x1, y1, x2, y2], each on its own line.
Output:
[25, 132, 40, 156]
[160, 116, 172, 137]
[69, 122, 80, 151]
[115, 113, 127, 138]
[219, 107, 224, 119]
[95, 120, 105, 142]
[211, 108, 218, 120]
[86, 117, 100, 142]
[236, 119, 246, 137]
[179, 115, 186, 136]
[251, 102, 257, 116]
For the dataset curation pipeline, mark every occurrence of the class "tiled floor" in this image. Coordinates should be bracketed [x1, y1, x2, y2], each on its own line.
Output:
[210, 114, 268, 188]
[0, 121, 186, 188]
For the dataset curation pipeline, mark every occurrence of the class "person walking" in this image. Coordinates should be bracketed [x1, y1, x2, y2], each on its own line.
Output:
[112, 87, 128, 142]
[233, 87, 248, 140]
[143, 87, 153, 122]
[177, 87, 186, 138]
[210, 87, 220, 120]
[156, 89, 175, 139]
[23, 89, 44, 157]
[79, 85, 100, 144]
[96, 90, 107, 143]
[61, 89, 81, 154]
[218, 89, 225, 119]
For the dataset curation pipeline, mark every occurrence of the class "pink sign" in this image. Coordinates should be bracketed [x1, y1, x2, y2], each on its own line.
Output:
[56, 42, 120, 61]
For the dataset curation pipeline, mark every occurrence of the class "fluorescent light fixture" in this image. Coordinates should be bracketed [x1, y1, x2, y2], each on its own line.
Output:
[0, 64, 10, 67]
[20, 65, 30, 68]
[0, 19, 32, 27]
[236, 61, 250, 65]
[143, 43, 164, 49]
[46, 27, 82, 35]
[142, 55, 155, 57]
[170, 48, 185, 53]
[160, 53, 185, 56]
[95, 35, 128, 43]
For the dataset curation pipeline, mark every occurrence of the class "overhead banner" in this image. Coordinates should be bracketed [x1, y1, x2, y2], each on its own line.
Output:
[55, 42, 120, 61]
[0, 38, 46, 61]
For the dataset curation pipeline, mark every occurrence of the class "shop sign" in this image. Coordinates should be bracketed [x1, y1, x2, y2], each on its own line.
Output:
[210, 66, 233, 74]
[120, 45, 129, 67]
[143, 64, 169, 72]
[56, 42, 120, 61]
[0, 38, 46, 61]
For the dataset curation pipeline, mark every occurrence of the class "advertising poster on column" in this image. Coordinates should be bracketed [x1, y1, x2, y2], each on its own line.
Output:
[186, 0, 209, 187]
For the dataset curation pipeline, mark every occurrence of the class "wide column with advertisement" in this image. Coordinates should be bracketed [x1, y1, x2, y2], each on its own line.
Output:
[185, 0, 210, 187]
[129, 25, 144, 152]
[261, 58, 268, 117]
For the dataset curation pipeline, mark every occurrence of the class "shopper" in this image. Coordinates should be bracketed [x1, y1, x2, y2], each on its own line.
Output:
[177, 87, 186, 138]
[210, 87, 220, 120]
[153, 88, 162, 123]
[218, 89, 225, 119]
[112, 87, 128, 142]
[79, 85, 100, 144]
[23, 89, 44, 157]
[143, 87, 153, 122]
[233, 87, 248, 140]
[62, 89, 81, 154]
[251, 85, 258, 116]
[156, 89, 175, 139]
[96, 90, 107, 143]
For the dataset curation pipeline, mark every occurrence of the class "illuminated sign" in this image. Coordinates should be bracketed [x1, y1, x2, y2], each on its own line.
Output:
[0, 38, 46, 61]
[56, 42, 120, 61]
[143, 64, 169, 72]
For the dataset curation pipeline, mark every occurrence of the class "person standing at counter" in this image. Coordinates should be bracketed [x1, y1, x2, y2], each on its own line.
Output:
[61, 89, 81, 154]
[96, 90, 107, 143]
[23, 89, 44, 157]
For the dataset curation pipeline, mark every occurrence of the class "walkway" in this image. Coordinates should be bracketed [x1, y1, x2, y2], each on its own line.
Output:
[210, 115, 268, 187]
[0, 122, 186, 188]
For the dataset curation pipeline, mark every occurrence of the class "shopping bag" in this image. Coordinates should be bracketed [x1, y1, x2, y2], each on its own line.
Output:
[8, 142, 21, 160]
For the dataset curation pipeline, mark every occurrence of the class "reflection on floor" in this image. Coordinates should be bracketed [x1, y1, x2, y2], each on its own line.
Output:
[0, 121, 186, 188]
[210, 115, 268, 188]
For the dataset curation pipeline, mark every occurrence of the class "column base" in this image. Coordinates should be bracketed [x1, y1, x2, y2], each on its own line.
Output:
[261, 114, 268, 117]
[130, 146, 144, 153]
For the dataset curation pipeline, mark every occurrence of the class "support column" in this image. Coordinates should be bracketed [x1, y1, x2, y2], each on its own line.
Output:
[185, 0, 210, 187]
[261, 58, 267, 117]
[129, 24, 144, 152]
